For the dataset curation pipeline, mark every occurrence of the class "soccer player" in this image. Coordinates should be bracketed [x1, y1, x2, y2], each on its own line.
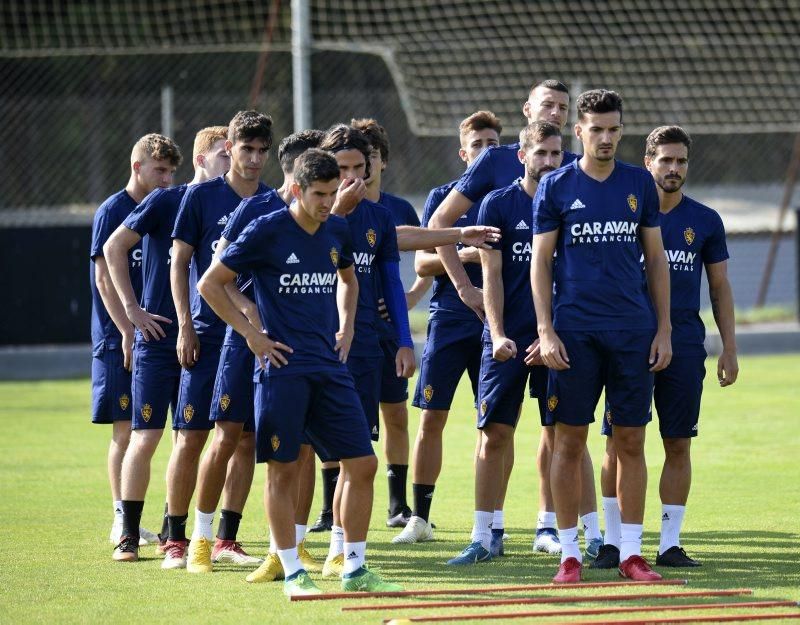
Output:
[90, 133, 180, 553]
[449, 121, 563, 565]
[166, 111, 272, 569]
[105, 126, 229, 563]
[531, 89, 672, 583]
[394, 110, 501, 545]
[276, 130, 325, 205]
[198, 148, 402, 596]
[596, 126, 738, 569]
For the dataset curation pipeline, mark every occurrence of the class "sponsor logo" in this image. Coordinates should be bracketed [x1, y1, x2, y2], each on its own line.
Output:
[286, 252, 300, 264]
[692, 423, 698, 432]
[569, 198, 586, 211]
[662, 249, 698, 272]
[512, 240, 532, 261]
[547, 395, 558, 412]
[515, 220, 529, 230]
[119, 394, 130, 411]
[278, 272, 337, 294]
[346, 551, 358, 560]
[183, 404, 194, 423]
[684, 227, 695, 245]
[271, 434, 280, 451]
[141, 403, 152, 422]
[423, 384, 434, 402]
[606, 409, 612, 425]
[627, 194, 638, 213]
[662, 512, 670, 521]
[330, 247, 339, 267]
[480, 400, 488, 416]
[569, 220, 638, 244]
[217, 215, 229, 225]
[353, 251, 376, 273]
[366, 229, 377, 247]
[371, 425, 379, 436]
[386, 469, 395, 477]
[220, 394, 230, 412]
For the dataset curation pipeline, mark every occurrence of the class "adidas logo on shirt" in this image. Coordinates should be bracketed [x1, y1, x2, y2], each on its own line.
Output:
[569, 199, 586, 211]
[217, 214, 229, 225]
[286, 253, 300, 264]
[515, 220, 529, 230]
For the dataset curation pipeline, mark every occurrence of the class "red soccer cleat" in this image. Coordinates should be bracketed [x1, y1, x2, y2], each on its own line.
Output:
[553, 557, 583, 583]
[619, 554, 663, 581]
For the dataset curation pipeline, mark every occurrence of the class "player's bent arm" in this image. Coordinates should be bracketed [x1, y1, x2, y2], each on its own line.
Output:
[405, 275, 433, 310]
[94, 256, 134, 339]
[170, 239, 200, 367]
[480, 248, 514, 362]
[335, 265, 358, 363]
[414, 247, 479, 278]
[531, 231, 569, 370]
[640, 225, 672, 371]
[706, 260, 739, 386]
[427, 189, 479, 297]
[215, 236, 261, 328]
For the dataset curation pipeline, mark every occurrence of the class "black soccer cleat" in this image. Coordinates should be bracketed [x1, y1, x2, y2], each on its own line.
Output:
[386, 505, 412, 528]
[308, 510, 333, 532]
[656, 546, 701, 567]
[589, 543, 620, 569]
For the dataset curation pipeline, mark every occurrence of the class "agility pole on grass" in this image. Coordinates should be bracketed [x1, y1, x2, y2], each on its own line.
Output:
[343, 588, 753, 612]
[497, 612, 800, 625]
[289, 578, 688, 601]
[381, 600, 799, 623]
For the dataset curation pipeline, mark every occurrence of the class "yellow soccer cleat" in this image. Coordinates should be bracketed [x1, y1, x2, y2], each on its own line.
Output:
[297, 540, 322, 573]
[322, 552, 344, 578]
[245, 553, 285, 583]
[187, 536, 213, 574]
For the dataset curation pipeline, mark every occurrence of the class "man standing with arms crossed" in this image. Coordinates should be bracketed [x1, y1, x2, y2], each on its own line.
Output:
[531, 89, 672, 583]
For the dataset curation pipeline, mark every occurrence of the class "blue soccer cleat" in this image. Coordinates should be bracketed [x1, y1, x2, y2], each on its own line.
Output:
[446, 541, 493, 565]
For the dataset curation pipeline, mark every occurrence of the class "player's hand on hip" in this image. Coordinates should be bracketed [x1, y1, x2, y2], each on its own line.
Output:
[122, 329, 134, 372]
[492, 336, 516, 362]
[457, 284, 485, 321]
[524, 338, 544, 366]
[395, 346, 416, 378]
[539, 330, 570, 370]
[128, 306, 171, 341]
[176, 325, 200, 369]
[459, 225, 501, 248]
[648, 328, 672, 372]
[248, 329, 293, 370]
[717, 348, 739, 386]
[334, 327, 354, 363]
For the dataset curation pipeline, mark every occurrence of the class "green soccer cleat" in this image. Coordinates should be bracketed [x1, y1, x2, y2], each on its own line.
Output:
[283, 570, 322, 597]
[341, 566, 403, 592]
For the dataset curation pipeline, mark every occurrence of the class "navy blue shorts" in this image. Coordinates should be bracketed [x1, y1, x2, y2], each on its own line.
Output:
[347, 355, 382, 441]
[174, 341, 223, 430]
[412, 316, 483, 411]
[253, 369, 374, 463]
[91, 345, 133, 424]
[131, 340, 180, 430]
[602, 353, 706, 438]
[477, 341, 548, 428]
[546, 330, 655, 427]
[209, 344, 256, 433]
[379, 338, 409, 404]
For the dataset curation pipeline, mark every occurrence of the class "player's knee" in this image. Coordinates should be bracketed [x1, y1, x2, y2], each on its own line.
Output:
[342, 454, 378, 483]
[662, 437, 691, 463]
[175, 430, 207, 456]
[419, 410, 447, 436]
[130, 429, 162, 457]
[613, 427, 646, 457]
[111, 421, 132, 447]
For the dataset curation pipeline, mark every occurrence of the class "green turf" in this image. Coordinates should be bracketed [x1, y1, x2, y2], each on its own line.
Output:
[1, 354, 798, 624]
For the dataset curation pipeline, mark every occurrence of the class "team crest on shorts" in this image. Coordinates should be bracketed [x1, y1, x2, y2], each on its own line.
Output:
[271, 435, 280, 451]
[684, 227, 695, 245]
[547, 395, 558, 412]
[119, 394, 130, 411]
[141, 403, 152, 423]
[220, 394, 230, 412]
[366, 228, 377, 247]
[606, 409, 612, 425]
[183, 404, 194, 423]
[423, 384, 434, 402]
[480, 400, 487, 416]
[330, 247, 339, 267]
[627, 194, 638, 213]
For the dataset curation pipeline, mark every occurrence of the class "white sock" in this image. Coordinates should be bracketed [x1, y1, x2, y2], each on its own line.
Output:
[581, 511, 602, 541]
[327, 525, 344, 560]
[470, 510, 494, 550]
[602, 497, 621, 548]
[192, 509, 215, 541]
[558, 526, 581, 563]
[342, 541, 366, 575]
[620, 523, 643, 562]
[295, 524, 307, 546]
[113, 500, 123, 525]
[537, 510, 557, 530]
[492, 509, 504, 530]
[659, 504, 686, 554]
[277, 547, 303, 578]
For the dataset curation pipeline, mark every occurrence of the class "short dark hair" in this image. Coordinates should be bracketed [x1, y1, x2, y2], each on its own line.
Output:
[645, 125, 692, 158]
[576, 89, 623, 122]
[530, 79, 569, 95]
[278, 129, 325, 174]
[519, 121, 562, 151]
[228, 110, 274, 148]
[319, 124, 372, 179]
[293, 148, 340, 190]
[459, 110, 502, 143]
[350, 118, 390, 163]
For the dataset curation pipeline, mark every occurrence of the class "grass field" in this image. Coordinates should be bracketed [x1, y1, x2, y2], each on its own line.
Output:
[1, 354, 798, 624]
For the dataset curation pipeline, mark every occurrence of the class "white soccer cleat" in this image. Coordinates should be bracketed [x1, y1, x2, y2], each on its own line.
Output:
[212, 539, 263, 565]
[109, 524, 155, 547]
[533, 528, 562, 555]
[161, 540, 188, 569]
[138, 527, 160, 545]
[391, 516, 434, 544]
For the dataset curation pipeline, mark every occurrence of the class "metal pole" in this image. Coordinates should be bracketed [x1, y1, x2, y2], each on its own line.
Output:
[161, 84, 174, 138]
[570, 79, 583, 155]
[292, 0, 312, 131]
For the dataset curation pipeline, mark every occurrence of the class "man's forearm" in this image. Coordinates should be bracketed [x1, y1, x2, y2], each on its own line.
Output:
[105, 247, 139, 314]
[96, 260, 134, 336]
[710, 279, 737, 350]
[170, 262, 193, 328]
[198, 278, 256, 340]
[406, 275, 432, 309]
[531, 257, 554, 334]
[396, 226, 462, 251]
[646, 256, 672, 329]
[336, 276, 358, 333]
